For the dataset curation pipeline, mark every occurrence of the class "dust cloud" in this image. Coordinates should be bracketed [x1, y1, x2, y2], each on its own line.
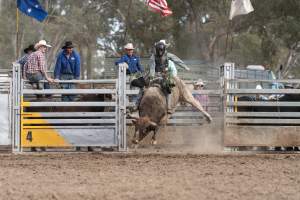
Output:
[127, 117, 224, 154]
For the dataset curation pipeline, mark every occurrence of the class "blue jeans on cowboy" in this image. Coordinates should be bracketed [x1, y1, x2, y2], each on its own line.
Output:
[26, 72, 50, 98]
[60, 74, 76, 101]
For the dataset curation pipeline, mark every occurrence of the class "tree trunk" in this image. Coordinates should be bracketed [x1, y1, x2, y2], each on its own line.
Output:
[86, 44, 93, 79]
[0, 0, 2, 14]
[78, 44, 85, 79]
[47, 31, 64, 71]
[203, 32, 226, 61]
[282, 49, 295, 78]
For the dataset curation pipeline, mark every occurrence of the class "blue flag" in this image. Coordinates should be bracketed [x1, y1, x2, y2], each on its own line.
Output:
[17, 0, 48, 22]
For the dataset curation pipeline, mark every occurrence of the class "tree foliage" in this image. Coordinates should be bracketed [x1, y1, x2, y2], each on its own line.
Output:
[0, 0, 300, 78]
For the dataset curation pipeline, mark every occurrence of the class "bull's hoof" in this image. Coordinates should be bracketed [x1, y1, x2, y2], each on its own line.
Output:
[151, 140, 157, 145]
[132, 139, 139, 144]
[206, 116, 212, 123]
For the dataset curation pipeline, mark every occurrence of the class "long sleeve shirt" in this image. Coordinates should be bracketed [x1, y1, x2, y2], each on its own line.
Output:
[54, 50, 81, 79]
[149, 52, 188, 77]
[149, 55, 178, 77]
[115, 54, 143, 74]
[18, 54, 29, 67]
[23, 50, 46, 78]
[18, 54, 29, 78]
[192, 93, 209, 111]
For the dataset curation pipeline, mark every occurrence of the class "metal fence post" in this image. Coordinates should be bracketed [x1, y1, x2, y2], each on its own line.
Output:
[12, 63, 21, 152]
[117, 63, 127, 151]
[223, 63, 235, 113]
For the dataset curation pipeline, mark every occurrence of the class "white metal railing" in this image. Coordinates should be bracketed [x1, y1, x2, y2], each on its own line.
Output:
[11, 63, 127, 152]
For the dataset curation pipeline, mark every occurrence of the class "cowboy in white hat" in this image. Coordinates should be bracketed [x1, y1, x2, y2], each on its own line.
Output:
[192, 79, 209, 111]
[115, 43, 143, 75]
[115, 43, 144, 112]
[123, 43, 135, 50]
[23, 40, 54, 98]
[193, 79, 205, 88]
[34, 39, 52, 50]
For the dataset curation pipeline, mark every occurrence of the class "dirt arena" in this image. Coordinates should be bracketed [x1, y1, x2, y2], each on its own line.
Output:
[1, 120, 300, 200]
[0, 152, 299, 200]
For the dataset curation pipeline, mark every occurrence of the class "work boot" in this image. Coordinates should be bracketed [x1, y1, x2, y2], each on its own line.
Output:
[40, 147, 46, 152]
[285, 147, 293, 151]
[31, 147, 37, 152]
[274, 146, 282, 151]
[75, 147, 81, 151]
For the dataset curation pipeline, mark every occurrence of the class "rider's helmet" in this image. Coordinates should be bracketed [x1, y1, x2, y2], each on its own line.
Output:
[155, 42, 166, 57]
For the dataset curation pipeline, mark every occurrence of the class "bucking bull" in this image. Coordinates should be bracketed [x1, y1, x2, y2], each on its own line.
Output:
[130, 76, 212, 145]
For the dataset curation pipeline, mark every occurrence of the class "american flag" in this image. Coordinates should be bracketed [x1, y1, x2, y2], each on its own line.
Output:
[145, 0, 173, 17]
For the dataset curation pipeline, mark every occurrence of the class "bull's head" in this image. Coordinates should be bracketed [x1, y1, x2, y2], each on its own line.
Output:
[129, 115, 158, 143]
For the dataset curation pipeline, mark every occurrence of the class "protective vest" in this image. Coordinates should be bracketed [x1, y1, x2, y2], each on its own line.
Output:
[154, 53, 168, 73]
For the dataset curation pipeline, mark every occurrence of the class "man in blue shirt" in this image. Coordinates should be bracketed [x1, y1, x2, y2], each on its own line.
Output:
[115, 43, 144, 111]
[115, 43, 144, 76]
[54, 41, 80, 101]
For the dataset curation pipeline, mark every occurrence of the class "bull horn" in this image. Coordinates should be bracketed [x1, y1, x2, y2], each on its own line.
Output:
[149, 121, 158, 127]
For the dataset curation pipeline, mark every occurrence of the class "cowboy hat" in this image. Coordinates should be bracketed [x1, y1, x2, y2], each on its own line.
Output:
[157, 39, 170, 47]
[62, 41, 74, 49]
[34, 40, 52, 49]
[23, 44, 35, 53]
[194, 79, 205, 86]
[124, 43, 135, 50]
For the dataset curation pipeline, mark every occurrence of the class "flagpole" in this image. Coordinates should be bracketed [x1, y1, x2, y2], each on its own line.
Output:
[123, 0, 133, 44]
[16, 8, 20, 60]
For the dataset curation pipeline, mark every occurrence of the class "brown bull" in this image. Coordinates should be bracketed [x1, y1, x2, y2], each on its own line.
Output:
[131, 76, 212, 144]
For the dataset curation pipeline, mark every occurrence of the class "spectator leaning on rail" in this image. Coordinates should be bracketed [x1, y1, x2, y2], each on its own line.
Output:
[192, 79, 209, 111]
[54, 41, 81, 101]
[23, 40, 54, 98]
[115, 43, 144, 79]
[115, 43, 144, 111]
[18, 44, 35, 78]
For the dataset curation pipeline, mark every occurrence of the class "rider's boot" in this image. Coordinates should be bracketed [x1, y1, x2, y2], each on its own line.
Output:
[129, 88, 144, 113]
[167, 94, 174, 114]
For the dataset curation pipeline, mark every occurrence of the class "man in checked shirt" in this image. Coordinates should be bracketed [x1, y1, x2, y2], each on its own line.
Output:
[24, 40, 54, 98]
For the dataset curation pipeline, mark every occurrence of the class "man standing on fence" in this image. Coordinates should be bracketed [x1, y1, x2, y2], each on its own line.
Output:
[23, 40, 54, 98]
[115, 43, 144, 111]
[54, 41, 81, 101]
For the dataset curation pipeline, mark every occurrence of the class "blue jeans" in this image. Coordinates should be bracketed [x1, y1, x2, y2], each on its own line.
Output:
[60, 74, 76, 101]
[26, 72, 50, 98]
